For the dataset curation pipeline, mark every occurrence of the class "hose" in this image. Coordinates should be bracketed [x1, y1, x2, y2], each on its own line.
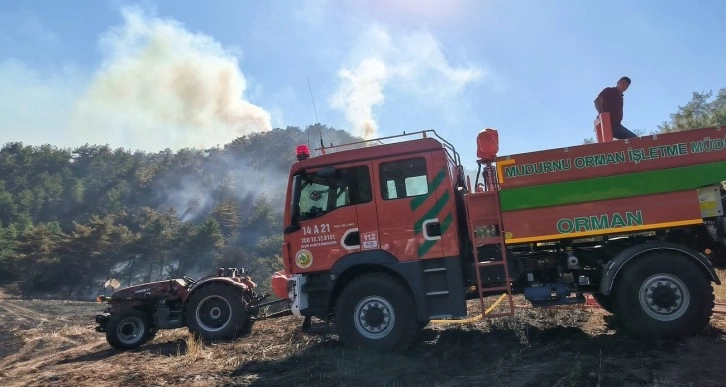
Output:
[430, 293, 508, 325]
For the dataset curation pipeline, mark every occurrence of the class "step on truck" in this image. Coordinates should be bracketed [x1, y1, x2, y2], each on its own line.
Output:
[271, 120, 726, 350]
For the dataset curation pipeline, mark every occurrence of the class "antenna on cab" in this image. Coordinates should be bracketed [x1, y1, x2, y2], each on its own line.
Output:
[306, 77, 325, 153]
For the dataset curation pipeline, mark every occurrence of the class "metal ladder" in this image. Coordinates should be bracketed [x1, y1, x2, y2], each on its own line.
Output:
[466, 161, 515, 318]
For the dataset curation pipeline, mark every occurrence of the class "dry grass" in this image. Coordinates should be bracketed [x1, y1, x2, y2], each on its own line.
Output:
[714, 268, 726, 300]
[2, 275, 726, 386]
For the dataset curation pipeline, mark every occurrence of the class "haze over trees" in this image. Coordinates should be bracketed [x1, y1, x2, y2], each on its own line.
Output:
[0, 124, 358, 298]
[1, 88, 724, 299]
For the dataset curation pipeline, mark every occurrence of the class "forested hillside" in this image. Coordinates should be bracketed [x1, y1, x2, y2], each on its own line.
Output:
[0, 124, 359, 298]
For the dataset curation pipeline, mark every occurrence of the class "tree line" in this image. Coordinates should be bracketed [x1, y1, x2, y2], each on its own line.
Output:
[0, 124, 358, 298]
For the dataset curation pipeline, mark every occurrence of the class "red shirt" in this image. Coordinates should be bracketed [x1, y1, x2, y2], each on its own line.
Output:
[595, 87, 624, 124]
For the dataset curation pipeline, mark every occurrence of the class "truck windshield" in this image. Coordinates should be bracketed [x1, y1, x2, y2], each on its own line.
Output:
[295, 166, 371, 221]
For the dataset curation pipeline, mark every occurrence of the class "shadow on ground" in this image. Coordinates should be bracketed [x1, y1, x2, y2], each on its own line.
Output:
[57, 338, 189, 365]
[228, 321, 726, 387]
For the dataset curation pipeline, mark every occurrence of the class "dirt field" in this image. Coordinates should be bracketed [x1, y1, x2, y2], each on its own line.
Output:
[2, 285, 726, 387]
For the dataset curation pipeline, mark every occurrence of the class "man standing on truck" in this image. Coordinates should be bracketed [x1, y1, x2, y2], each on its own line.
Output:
[594, 76, 637, 139]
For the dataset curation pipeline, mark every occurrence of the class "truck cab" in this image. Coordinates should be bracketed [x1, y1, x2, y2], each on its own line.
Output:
[280, 134, 472, 337]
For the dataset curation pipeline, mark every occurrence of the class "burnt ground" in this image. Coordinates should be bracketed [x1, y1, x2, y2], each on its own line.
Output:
[2, 286, 726, 387]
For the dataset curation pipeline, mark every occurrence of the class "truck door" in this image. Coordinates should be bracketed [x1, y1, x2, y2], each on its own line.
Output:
[285, 163, 376, 273]
[373, 154, 446, 261]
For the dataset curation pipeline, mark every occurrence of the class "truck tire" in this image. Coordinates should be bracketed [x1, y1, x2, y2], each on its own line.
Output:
[335, 273, 417, 350]
[614, 253, 714, 338]
[185, 283, 250, 341]
[105, 309, 153, 350]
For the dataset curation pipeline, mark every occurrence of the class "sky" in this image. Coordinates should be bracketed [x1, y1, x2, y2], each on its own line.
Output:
[1, 0, 725, 160]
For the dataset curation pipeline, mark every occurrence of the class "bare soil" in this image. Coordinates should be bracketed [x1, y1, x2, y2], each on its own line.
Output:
[2, 285, 726, 387]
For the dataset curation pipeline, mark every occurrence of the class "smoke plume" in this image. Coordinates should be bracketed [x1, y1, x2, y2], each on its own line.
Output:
[330, 25, 484, 139]
[71, 7, 272, 151]
[330, 58, 387, 140]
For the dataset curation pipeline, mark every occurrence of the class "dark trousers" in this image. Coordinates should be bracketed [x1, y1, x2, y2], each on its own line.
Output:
[612, 123, 637, 139]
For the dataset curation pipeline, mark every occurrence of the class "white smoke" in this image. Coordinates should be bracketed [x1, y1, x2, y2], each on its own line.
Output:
[330, 58, 387, 140]
[70, 7, 272, 151]
[330, 25, 485, 139]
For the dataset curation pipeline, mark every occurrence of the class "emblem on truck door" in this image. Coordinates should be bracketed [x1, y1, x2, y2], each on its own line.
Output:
[295, 249, 313, 269]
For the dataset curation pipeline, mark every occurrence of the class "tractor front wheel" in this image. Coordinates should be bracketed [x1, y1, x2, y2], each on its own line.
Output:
[185, 283, 250, 341]
[105, 309, 153, 350]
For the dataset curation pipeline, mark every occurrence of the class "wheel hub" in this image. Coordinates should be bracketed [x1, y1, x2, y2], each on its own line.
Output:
[354, 296, 395, 340]
[196, 295, 232, 332]
[363, 305, 385, 327]
[210, 307, 222, 319]
[639, 274, 690, 321]
[650, 282, 680, 310]
[117, 317, 144, 344]
[120, 323, 136, 336]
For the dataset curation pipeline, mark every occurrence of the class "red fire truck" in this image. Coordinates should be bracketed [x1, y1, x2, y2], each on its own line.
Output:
[272, 116, 726, 350]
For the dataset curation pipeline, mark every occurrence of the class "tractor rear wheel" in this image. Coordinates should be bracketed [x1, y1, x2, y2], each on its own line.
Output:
[335, 273, 417, 350]
[106, 309, 153, 350]
[185, 283, 250, 341]
[614, 253, 714, 338]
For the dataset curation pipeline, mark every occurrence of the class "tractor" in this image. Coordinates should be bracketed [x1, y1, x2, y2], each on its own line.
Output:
[94, 268, 287, 349]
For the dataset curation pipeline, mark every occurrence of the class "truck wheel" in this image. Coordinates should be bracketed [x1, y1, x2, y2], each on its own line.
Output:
[185, 283, 250, 341]
[614, 253, 714, 338]
[105, 309, 152, 350]
[335, 273, 417, 350]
